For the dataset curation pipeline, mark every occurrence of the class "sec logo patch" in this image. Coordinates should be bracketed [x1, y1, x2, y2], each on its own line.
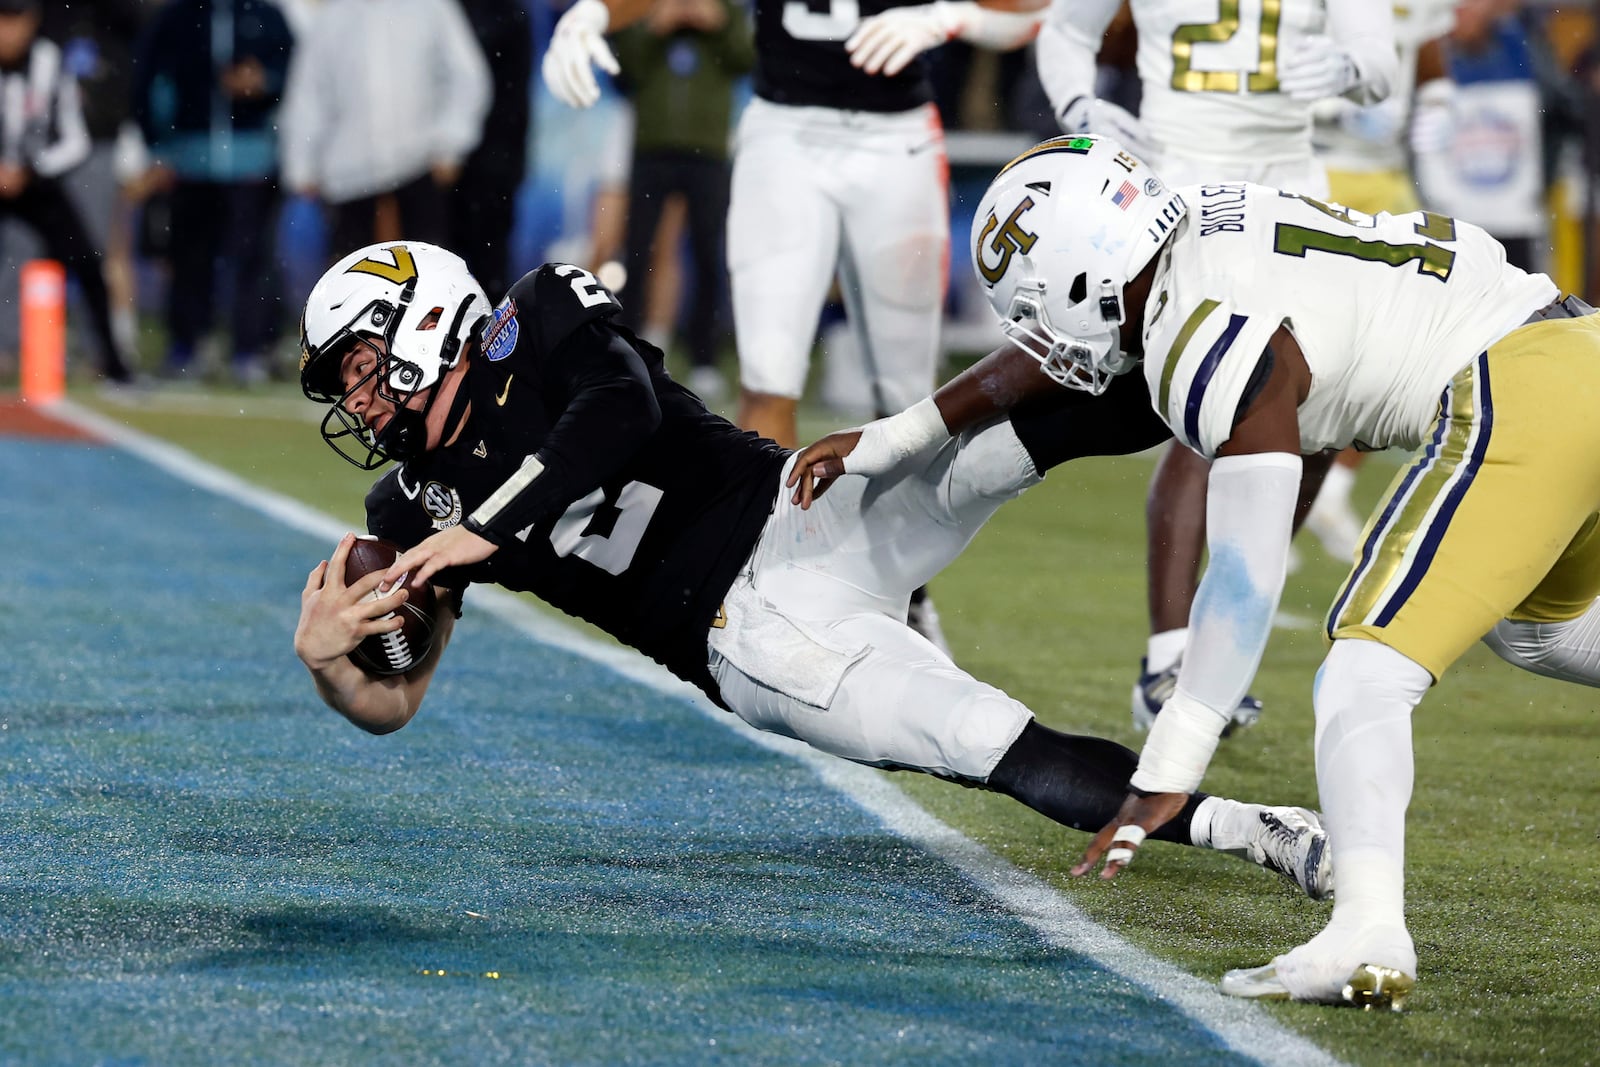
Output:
[423, 481, 463, 530]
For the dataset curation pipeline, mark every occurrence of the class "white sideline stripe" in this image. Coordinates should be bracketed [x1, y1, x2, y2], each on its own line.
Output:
[53, 399, 1345, 1067]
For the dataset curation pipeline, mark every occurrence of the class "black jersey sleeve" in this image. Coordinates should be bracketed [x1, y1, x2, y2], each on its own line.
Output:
[463, 320, 663, 546]
[1009, 369, 1173, 472]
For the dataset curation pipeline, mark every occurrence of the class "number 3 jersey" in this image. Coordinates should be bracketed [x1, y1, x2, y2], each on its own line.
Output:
[364, 264, 790, 697]
[1142, 183, 1557, 458]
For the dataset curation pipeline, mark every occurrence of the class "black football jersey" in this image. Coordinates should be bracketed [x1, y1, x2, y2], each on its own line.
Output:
[365, 263, 789, 700]
[753, 0, 933, 112]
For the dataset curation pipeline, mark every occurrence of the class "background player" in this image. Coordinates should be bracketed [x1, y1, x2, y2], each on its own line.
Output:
[291, 239, 1334, 903]
[542, 0, 1042, 652]
[1036, 0, 1398, 734]
[795, 133, 1600, 1008]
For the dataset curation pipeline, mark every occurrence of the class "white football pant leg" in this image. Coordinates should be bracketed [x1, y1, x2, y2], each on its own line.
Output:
[712, 606, 1032, 780]
[1482, 602, 1600, 686]
[727, 100, 844, 399]
[756, 420, 1041, 613]
[836, 106, 948, 415]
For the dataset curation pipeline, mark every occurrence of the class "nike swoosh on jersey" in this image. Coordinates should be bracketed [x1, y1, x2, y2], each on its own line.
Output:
[495, 377, 513, 406]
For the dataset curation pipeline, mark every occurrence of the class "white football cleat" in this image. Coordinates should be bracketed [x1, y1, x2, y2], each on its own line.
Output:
[1221, 925, 1416, 1010]
[1131, 657, 1262, 735]
[1245, 806, 1333, 901]
[1221, 960, 1415, 1011]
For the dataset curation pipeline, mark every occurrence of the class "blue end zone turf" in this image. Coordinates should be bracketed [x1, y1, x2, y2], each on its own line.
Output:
[0, 437, 1269, 1065]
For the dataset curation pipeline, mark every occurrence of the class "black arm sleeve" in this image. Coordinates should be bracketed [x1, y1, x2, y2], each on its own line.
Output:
[464, 324, 663, 544]
[1009, 370, 1173, 474]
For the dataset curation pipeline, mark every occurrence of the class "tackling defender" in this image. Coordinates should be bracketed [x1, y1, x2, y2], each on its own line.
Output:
[792, 134, 1600, 1008]
[1040, 0, 1398, 735]
[291, 240, 1335, 907]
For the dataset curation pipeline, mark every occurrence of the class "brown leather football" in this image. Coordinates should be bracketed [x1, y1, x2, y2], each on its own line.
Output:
[344, 535, 437, 677]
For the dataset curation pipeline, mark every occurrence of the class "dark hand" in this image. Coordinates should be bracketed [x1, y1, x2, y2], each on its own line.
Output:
[785, 429, 863, 509]
[1070, 791, 1191, 881]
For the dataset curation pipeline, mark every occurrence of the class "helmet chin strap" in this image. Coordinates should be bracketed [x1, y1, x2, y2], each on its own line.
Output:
[375, 378, 443, 463]
[374, 347, 474, 463]
[375, 402, 431, 463]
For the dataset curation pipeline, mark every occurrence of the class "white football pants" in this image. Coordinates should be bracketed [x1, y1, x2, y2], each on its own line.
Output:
[726, 97, 949, 409]
[708, 418, 1041, 780]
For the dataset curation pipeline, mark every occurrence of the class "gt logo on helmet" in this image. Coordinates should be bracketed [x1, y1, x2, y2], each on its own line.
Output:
[975, 197, 1039, 286]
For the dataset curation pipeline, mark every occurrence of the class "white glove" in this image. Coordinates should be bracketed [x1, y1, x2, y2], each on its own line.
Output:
[1408, 78, 1456, 157]
[1278, 34, 1359, 101]
[847, 2, 963, 77]
[541, 0, 619, 109]
[847, 1, 1040, 77]
[1058, 95, 1158, 161]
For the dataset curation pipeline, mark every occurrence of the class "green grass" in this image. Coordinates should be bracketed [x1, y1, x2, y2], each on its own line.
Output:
[77, 382, 1600, 1067]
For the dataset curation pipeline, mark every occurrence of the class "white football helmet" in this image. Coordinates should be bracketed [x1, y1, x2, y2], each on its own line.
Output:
[971, 134, 1187, 395]
[300, 241, 489, 468]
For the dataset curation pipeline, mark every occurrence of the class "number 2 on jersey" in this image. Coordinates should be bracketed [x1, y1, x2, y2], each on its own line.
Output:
[1171, 0, 1283, 93]
[554, 263, 613, 309]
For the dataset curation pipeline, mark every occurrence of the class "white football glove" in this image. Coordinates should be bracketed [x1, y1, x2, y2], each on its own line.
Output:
[1408, 78, 1457, 157]
[541, 0, 620, 110]
[1058, 95, 1158, 161]
[847, 1, 1040, 77]
[1277, 34, 1360, 101]
[847, 2, 963, 77]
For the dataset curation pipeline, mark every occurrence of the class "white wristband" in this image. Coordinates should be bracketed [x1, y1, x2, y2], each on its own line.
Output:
[1129, 691, 1230, 794]
[842, 397, 950, 477]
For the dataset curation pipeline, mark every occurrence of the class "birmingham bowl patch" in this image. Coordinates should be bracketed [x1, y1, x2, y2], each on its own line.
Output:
[483, 298, 519, 362]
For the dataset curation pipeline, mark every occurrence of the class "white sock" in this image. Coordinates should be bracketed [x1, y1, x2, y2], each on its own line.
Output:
[1187, 795, 1256, 851]
[1313, 462, 1357, 511]
[1146, 628, 1187, 674]
[1313, 640, 1430, 931]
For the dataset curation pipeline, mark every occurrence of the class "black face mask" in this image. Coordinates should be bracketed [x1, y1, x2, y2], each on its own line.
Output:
[373, 405, 430, 464]
[316, 346, 438, 471]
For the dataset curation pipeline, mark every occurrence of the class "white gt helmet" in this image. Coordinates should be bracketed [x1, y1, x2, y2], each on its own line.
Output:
[971, 134, 1187, 395]
[300, 241, 489, 468]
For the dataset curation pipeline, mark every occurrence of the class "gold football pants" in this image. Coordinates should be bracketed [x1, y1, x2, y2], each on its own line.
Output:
[1328, 310, 1600, 677]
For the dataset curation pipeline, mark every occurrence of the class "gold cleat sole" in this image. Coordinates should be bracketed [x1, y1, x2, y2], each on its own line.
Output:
[1341, 964, 1416, 1012]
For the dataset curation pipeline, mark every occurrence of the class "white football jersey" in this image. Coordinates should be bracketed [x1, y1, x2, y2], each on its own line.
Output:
[1135, 0, 1329, 163]
[1312, 0, 1456, 173]
[1142, 182, 1556, 457]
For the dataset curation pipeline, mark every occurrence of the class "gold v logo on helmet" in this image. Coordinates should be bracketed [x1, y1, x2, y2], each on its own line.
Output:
[976, 197, 1039, 285]
[346, 245, 419, 286]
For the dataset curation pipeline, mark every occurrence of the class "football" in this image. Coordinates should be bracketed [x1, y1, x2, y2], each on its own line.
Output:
[343, 535, 437, 677]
